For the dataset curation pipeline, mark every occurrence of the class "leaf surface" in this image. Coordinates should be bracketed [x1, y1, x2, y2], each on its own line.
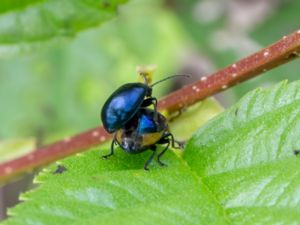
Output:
[3, 81, 300, 225]
[184, 81, 300, 225]
[0, 0, 127, 53]
[169, 98, 223, 140]
[3, 149, 229, 225]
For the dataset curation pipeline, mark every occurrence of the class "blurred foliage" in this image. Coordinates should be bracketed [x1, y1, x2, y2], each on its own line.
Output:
[252, 0, 300, 44]
[0, 0, 186, 141]
[0, 0, 43, 14]
[0, 0, 300, 142]
[0, 0, 127, 46]
[0, 139, 35, 163]
[169, 0, 300, 105]
[169, 98, 223, 141]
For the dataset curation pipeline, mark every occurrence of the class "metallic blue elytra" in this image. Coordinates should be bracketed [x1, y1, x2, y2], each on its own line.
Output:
[136, 108, 169, 135]
[138, 110, 159, 134]
[101, 82, 151, 133]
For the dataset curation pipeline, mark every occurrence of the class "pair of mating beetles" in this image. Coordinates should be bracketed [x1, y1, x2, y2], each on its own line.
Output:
[101, 74, 185, 170]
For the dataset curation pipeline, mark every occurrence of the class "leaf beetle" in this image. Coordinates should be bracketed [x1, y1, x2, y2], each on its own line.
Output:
[101, 74, 187, 170]
[101, 81, 156, 133]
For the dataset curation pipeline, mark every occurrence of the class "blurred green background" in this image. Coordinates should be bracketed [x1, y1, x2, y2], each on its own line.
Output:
[1, 0, 300, 141]
[1, 0, 300, 220]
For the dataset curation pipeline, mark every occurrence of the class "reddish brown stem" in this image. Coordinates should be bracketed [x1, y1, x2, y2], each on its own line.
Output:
[1, 29, 300, 184]
[158, 30, 300, 112]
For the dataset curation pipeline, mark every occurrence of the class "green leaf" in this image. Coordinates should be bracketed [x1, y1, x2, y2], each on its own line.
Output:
[3, 149, 230, 225]
[0, 0, 44, 13]
[0, 0, 127, 53]
[4, 81, 300, 224]
[184, 80, 300, 224]
[0, 139, 35, 163]
[169, 98, 223, 140]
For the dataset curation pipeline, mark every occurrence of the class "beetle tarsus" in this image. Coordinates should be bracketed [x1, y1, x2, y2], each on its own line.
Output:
[102, 153, 113, 159]
[101, 138, 115, 159]
[144, 166, 150, 171]
[174, 140, 185, 149]
[164, 132, 184, 149]
[157, 159, 167, 167]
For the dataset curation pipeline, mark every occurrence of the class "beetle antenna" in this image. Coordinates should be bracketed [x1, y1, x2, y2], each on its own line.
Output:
[150, 75, 191, 87]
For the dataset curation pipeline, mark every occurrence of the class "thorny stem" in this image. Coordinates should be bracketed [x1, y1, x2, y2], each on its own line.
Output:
[1, 29, 300, 184]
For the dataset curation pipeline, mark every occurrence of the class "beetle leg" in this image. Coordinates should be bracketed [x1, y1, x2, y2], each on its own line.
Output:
[141, 97, 157, 108]
[162, 132, 185, 149]
[168, 108, 186, 122]
[144, 146, 157, 171]
[157, 140, 170, 167]
[102, 135, 117, 159]
[141, 97, 158, 124]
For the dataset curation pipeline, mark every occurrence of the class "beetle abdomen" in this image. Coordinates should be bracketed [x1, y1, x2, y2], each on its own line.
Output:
[115, 108, 168, 153]
[116, 130, 165, 153]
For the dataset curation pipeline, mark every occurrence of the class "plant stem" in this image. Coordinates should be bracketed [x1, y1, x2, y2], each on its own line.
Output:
[1, 29, 300, 184]
[159, 30, 300, 112]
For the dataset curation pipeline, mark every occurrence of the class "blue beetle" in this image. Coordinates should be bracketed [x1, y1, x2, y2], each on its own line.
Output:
[101, 74, 187, 170]
[101, 82, 156, 133]
[103, 108, 182, 170]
